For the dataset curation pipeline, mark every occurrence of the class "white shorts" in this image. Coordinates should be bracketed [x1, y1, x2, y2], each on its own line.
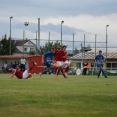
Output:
[63, 60, 69, 65]
[22, 70, 28, 79]
[56, 61, 63, 67]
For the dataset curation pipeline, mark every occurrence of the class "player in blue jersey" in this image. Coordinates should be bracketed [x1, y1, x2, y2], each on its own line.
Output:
[39, 47, 58, 77]
[94, 50, 107, 78]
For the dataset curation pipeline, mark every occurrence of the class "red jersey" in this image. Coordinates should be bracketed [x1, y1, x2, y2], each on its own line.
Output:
[12, 69, 23, 79]
[55, 49, 65, 61]
[63, 51, 68, 62]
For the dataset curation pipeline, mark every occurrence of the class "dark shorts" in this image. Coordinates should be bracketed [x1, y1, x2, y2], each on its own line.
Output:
[44, 60, 52, 68]
[97, 64, 103, 68]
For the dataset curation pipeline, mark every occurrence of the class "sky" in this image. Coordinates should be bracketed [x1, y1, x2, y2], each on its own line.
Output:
[0, 0, 117, 50]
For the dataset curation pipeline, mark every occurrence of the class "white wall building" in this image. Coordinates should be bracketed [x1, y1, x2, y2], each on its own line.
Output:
[14, 40, 38, 55]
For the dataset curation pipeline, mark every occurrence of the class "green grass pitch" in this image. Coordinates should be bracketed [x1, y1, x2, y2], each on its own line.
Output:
[0, 74, 117, 117]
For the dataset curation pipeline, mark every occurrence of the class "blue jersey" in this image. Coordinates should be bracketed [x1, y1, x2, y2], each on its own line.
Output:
[95, 55, 104, 64]
[44, 51, 55, 62]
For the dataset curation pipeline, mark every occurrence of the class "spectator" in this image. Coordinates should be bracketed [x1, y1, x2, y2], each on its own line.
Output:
[9, 62, 14, 70]
[3, 61, 8, 72]
[18, 61, 21, 70]
[13, 61, 17, 69]
[20, 56, 26, 71]
[83, 61, 89, 75]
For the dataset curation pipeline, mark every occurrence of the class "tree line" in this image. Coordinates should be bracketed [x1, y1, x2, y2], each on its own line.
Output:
[0, 35, 16, 55]
[0, 34, 87, 56]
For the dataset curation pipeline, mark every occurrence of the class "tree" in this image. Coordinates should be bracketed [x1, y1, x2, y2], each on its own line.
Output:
[40, 40, 61, 55]
[0, 34, 16, 55]
[0, 41, 3, 55]
[29, 51, 35, 55]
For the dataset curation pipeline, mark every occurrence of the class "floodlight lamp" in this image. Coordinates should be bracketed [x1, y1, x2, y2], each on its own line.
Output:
[61, 21, 64, 24]
[10, 16, 13, 19]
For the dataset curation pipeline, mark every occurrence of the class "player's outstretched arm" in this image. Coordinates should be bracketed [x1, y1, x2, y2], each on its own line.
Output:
[52, 56, 55, 61]
[102, 58, 105, 62]
[42, 55, 44, 63]
[11, 74, 15, 79]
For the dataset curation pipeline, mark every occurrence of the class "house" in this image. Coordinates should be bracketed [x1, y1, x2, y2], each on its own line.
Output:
[14, 39, 39, 55]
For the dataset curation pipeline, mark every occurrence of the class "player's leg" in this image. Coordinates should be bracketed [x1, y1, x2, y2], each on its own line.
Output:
[22, 64, 25, 71]
[39, 60, 51, 77]
[20, 64, 23, 71]
[56, 61, 67, 78]
[86, 68, 88, 75]
[51, 62, 58, 75]
[27, 61, 37, 72]
[23, 61, 37, 79]
[50, 67, 55, 75]
[51, 62, 58, 70]
[61, 67, 67, 78]
[82, 68, 85, 75]
[27, 61, 37, 73]
[62, 62, 67, 76]
[55, 61, 61, 78]
[39, 67, 50, 77]
[56, 66, 63, 78]
[27, 73, 32, 79]
[22, 70, 29, 79]
[97, 64, 102, 78]
[83, 68, 86, 75]
[56, 68, 60, 78]
[101, 65, 107, 78]
[22, 70, 32, 79]
[64, 61, 70, 75]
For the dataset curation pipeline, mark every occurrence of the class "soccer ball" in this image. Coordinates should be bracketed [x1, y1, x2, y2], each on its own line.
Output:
[24, 22, 29, 26]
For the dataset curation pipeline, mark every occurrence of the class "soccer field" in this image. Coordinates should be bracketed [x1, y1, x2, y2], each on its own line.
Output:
[0, 74, 117, 117]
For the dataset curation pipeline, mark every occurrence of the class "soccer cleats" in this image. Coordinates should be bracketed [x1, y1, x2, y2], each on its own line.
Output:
[105, 76, 107, 78]
[64, 76, 67, 78]
[39, 73, 42, 78]
[32, 61, 37, 65]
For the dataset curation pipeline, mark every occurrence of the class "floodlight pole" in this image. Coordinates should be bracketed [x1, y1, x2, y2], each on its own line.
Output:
[94, 34, 97, 75]
[36, 31, 37, 55]
[84, 34, 85, 59]
[9, 16, 13, 55]
[106, 25, 109, 70]
[23, 30, 25, 56]
[61, 21, 64, 45]
[95, 34, 97, 57]
[81, 43, 83, 75]
[38, 18, 40, 50]
[73, 33, 74, 55]
[48, 31, 50, 43]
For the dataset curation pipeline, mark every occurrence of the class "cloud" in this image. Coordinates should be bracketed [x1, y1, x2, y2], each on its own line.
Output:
[1, 0, 117, 17]
[0, 0, 117, 49]
[1, 13, 117, 47]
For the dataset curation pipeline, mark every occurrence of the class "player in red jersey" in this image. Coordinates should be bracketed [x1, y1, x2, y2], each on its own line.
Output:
[10, 61, 37, 79]
[55, 44, 67, 78]
[62, 45, 71, 76]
